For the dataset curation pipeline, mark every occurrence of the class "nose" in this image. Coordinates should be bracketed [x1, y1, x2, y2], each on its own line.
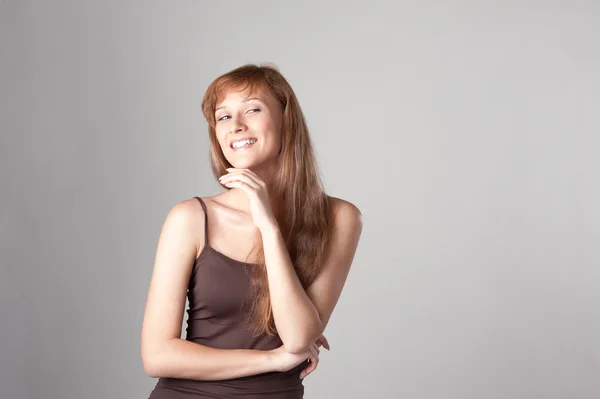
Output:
[229, 117, 247, 134]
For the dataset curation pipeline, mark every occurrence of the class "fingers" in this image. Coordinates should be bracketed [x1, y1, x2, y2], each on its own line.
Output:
[321, 335, 331, 351]
[219, 173, 261, 190]
[226, 167, 261, 181]
[315, 334, 330, 351]
[300, 355, 318, 379]
[221, 168, 265, 188]
[300, 343, 320, 380]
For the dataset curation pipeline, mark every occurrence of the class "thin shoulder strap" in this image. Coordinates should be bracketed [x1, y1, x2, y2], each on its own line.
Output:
[194, 196, 209, 246]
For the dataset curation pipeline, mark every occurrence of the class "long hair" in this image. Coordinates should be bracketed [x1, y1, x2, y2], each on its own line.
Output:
[200, 64, 334, 336]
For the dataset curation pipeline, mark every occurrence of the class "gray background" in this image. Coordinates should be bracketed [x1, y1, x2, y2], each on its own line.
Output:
[1, 1, 599, 398]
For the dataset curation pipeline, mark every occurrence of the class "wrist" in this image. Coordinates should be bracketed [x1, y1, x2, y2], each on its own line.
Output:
[264, 349, 282, 373]
[260, 221, 281, 237]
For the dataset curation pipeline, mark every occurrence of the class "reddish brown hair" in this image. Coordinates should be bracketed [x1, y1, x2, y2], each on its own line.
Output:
[201, 64, 334, 336]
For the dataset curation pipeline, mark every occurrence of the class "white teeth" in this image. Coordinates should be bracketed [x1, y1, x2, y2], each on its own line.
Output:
[232, 139, 257, 149]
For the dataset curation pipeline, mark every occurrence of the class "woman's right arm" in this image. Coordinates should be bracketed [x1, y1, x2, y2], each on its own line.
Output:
[140, 199, 276, 380]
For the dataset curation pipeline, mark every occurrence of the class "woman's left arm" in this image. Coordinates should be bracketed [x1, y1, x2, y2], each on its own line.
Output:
[261, 200, 363, 354]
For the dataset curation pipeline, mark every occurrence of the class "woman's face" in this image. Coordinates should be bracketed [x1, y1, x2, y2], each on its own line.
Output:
[214, 88, 283, 170]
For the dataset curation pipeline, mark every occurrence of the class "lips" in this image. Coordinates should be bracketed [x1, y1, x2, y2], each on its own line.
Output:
[229, 137, 258, 149]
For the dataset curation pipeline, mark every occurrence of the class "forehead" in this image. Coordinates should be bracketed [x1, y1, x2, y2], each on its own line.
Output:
[215, 87, 275, 110]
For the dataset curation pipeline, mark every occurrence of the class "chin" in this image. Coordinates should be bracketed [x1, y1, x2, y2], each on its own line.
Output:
[227, 159, 258, 170]
[226, 152, 276, 170]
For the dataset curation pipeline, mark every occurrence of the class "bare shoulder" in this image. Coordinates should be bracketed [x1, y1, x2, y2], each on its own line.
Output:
[328, 196, 363, 230]
[159, 196, 208, 253]
[165, 196, 205, 230]
[170, 195, 205, 214]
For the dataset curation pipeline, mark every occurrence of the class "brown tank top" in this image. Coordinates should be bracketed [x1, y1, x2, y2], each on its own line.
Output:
[148, 197, 306, 399]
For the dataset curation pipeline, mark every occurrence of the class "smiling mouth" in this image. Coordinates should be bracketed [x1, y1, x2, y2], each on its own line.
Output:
[230, 138, 258, 150]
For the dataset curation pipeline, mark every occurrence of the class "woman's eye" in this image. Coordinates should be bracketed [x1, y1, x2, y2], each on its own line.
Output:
[217, 108, 259, 121]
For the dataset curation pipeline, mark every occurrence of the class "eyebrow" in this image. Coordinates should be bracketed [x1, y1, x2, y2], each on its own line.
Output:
[215, 97, 264, 112]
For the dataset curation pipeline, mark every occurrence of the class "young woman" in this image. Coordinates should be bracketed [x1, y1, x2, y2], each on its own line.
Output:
[141, 64, 363, 398]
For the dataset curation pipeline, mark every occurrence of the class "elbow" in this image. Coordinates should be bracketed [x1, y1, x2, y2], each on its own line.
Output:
[142, 353, 160, 378]
[144, 366, 159, 379]
[142, 336, 179, 378]
[142, 344, 165, 378]
[284, 341, 312, 355]
[283, 329, 323, 354]
[281, 317, 325, 354]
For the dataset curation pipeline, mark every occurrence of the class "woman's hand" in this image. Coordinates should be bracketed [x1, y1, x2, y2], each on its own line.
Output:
[300, 334, 330, 380]
[218, 168, 277, 231]
[315, 333, 330, 351]
[269, 342, 320, 378]
[268, 334, 330, 380]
